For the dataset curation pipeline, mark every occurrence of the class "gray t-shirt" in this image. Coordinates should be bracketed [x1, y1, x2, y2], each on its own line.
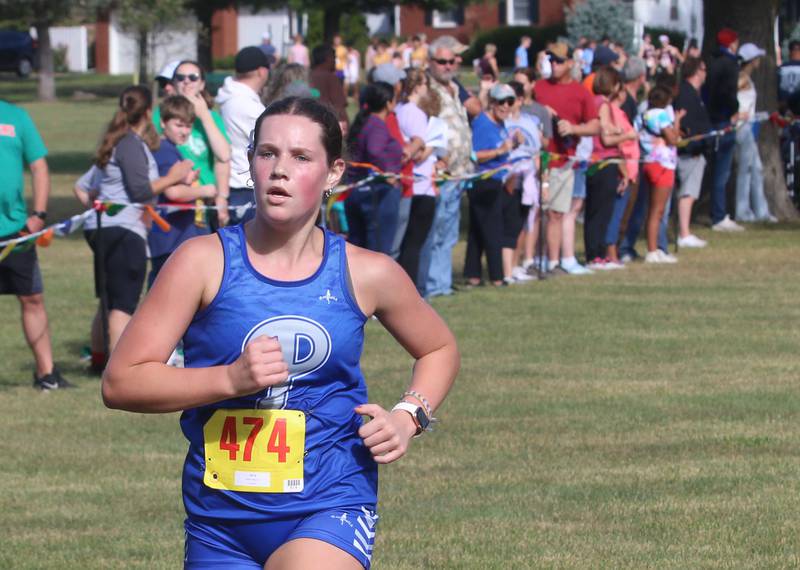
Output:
[80, 132, 157, 240]
[522, 101, 553, 141]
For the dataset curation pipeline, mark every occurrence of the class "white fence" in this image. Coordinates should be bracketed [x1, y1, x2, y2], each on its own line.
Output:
[49, 26, 89, 72]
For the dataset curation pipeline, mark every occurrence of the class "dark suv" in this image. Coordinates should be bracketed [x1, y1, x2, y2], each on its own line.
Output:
[0, 30, 37, 77]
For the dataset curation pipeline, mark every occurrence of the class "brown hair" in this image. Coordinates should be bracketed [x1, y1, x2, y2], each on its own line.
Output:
[160, 95, 195, 125]
[400, 68, 428, 103]
[592, 65, 622, 97]
[418, 86, 442, 117]
[648, 85, 672, 109]
[681, 57, 704, 80]
[95, 85, 158, 168]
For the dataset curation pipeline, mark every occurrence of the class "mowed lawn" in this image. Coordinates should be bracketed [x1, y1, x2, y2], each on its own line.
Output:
[1, 81, 799, 569]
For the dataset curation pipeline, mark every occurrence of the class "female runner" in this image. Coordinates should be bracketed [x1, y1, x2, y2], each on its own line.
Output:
[102, 97, 460, 569]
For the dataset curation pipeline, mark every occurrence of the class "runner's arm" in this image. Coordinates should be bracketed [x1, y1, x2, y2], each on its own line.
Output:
[102, 235, 288, 413]
[349, 248, 460, 462]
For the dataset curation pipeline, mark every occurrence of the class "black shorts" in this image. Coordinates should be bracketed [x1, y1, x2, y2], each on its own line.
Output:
[85, 227, 147, 315]
[501, 188, 529, 249]
[0, 232, 43, 296]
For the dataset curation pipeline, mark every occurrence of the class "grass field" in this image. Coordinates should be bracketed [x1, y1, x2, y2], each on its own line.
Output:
[1, 79, 800, 569]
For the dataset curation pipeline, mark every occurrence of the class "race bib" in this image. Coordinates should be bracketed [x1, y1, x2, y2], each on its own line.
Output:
[203, 409, 305, 493]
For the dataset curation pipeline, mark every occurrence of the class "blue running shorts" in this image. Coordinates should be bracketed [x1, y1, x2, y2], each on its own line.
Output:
[184, 505, 379, 569]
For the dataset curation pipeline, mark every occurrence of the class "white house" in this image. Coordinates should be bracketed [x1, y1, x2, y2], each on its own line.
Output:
[632, 0, 704, 47]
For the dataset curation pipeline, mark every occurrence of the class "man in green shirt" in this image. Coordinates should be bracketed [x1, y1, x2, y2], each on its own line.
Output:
[0, 100, 72, 390]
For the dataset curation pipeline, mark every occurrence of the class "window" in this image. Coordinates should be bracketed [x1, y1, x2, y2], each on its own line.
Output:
[432, 9, 459, 28]
[670, 0, 679, 21]
[506, 0, 536, 25]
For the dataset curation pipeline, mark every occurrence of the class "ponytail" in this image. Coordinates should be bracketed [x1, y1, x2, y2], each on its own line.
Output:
[95, 85, 156, 168]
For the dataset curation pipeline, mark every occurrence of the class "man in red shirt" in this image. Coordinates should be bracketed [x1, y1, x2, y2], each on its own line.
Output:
[534, 43, 599, 274]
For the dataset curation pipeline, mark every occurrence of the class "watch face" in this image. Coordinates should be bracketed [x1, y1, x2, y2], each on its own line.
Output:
[415, 407, 430, 430]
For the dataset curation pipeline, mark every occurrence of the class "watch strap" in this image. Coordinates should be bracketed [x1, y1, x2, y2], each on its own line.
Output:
[391, 401, 426, 436]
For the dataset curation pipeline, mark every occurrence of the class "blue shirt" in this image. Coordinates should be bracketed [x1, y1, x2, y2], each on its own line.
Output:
[148, 138, 208, 258]
[515, 45, 529, 68]
[472, 112, 509, 181]
[180, 225, 376, 521]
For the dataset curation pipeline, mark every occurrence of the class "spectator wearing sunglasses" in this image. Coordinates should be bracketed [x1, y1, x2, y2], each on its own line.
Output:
[534, 43, 600, 275]
[418, 35, 475, 298]
[152, 60, 232, 227]
[466, 84, 524, 287]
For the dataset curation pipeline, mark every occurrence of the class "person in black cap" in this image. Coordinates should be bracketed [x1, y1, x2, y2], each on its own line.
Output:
[215, 46, 270, 225]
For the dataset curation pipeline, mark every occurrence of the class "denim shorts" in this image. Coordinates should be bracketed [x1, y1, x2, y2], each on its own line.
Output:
[572, 168, 587, 200]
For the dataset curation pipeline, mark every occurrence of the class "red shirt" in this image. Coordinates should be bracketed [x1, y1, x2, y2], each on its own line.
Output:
[386, 112, 414, 197]
[534, 79, 598, 167]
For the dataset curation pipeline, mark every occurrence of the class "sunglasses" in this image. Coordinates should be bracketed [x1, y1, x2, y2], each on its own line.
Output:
[494, 97, 516, 106]
[174, 73, 201, 83]
[433, 58, 457, 66]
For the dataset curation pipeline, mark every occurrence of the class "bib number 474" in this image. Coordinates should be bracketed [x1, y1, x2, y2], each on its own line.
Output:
[219, 415, 290, 463]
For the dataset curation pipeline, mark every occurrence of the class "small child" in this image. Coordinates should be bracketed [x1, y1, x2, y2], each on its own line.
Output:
[638, 85, 683, 264]
[148, 95, 216, 286]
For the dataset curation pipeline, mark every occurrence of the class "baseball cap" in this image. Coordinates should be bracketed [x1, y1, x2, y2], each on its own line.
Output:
[156, 60, 181, 83]
[489, 83, 515, 101]
[739, 43, 766, 63]
[262, 31, 271, 41]
[717, 28, 739, 48]
[593, 45, 619, 66]
[546, 42, 574, 62]
[235, 46, 270, 73]
[372, 63, 406, 86]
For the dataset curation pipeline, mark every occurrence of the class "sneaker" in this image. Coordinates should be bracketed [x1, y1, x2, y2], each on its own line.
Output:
[660, 251, 678, 263]
[644, 250, 678, 264]
[548, 265, 569, 277]
[603, 258, 626, 270]
[711, 215, 745, 232]
[586, 257, 607, 270]
[33, 367, 75, 391]
[511, 266, 538, 282]
[677, 234, 707, 248]
[561, 259, 595, 275]
[762, 214, 778, 224]
[620, 253, 634, 264]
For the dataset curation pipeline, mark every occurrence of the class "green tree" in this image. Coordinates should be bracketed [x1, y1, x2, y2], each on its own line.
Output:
[114, 0, 189, 84]
[565, 0, 634, 51]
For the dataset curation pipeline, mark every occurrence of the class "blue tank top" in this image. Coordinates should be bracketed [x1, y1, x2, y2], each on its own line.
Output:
[180, 224, 376, 520]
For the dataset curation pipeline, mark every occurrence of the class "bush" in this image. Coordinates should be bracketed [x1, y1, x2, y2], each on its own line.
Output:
[212, 54, 235, 71]
[565, 0, 634, 51]
[53, 45, 69, 73]
[644, 26, 687, 51]
[462, 24, 566, 69]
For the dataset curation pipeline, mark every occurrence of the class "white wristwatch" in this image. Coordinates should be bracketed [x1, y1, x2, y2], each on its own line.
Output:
[391, 401, 430, 436]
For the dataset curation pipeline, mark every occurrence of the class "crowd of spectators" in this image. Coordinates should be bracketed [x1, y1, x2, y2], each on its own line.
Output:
[4, 26, 798, 386]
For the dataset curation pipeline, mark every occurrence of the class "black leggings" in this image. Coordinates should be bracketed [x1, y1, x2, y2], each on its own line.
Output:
[398, 195, 436, 285]
[464, 178, 503, 282]
[584, 166, 620, 262]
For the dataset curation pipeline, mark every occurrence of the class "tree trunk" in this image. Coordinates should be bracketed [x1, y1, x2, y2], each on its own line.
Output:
[195, 3, 214, 71]
[138, 29, 149, 85]
[323, 10, 340, 43]
[34, 22, 55, 102]
[704, 0, 798, 220]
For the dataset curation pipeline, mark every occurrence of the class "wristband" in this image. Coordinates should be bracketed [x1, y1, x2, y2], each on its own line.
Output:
[402, 390, 433, 418]
[32, 210, 47, 221]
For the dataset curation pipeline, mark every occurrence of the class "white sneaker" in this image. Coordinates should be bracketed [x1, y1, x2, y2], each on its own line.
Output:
[620, 253, 634, 264]
[660, 251, 678, 263]
[511, 266, 537, 282]
[644, 250, 677, 264]
[677, 234, 707, 248]
[604, 259, 626, 270]
[711, 215, 745, 232]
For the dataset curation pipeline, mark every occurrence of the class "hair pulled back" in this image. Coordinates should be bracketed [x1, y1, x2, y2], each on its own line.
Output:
[95, 85, 158, 168]
[251, 97, 343, 165]
[347, 81, 394, 150]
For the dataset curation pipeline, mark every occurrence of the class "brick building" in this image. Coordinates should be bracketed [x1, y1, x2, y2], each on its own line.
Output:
[398, 1, 571, 45]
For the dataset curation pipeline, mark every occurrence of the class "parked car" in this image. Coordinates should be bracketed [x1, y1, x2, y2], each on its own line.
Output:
[0, 30, 37, 77]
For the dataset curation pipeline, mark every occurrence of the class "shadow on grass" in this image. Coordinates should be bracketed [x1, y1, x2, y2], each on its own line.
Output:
[48, 151, 94, 174]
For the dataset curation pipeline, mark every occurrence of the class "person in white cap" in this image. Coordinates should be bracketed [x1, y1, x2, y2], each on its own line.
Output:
[735, 43, 776, 222]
